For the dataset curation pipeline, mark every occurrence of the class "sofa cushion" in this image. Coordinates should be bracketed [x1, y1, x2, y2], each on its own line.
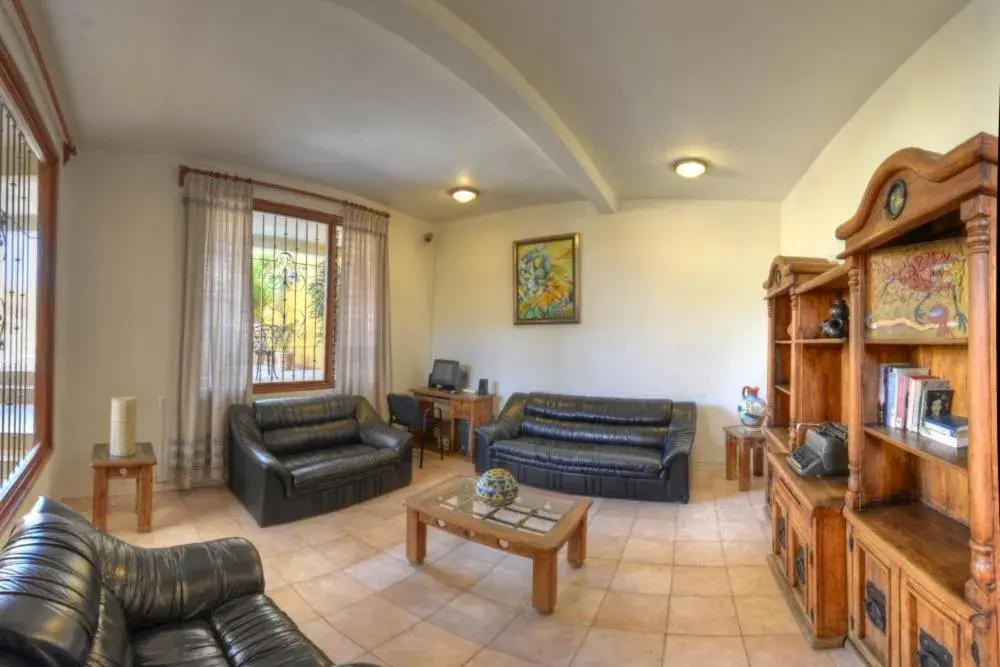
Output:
[262, 418, 360, 457]
[253, 393, 358, 431]
[490, 438, 662, 479]
[520, 415, 668, 448]
[131, 621, 230, 666]
[211, 594, 331, 666]
[281, 445, 399, 489]
[524, 394, 673, 426]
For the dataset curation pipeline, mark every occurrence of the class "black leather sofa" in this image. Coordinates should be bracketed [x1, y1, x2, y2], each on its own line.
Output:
[475, 393, 695, 502]
[228, 393, 413, 527]
[0, 497, 376, 666]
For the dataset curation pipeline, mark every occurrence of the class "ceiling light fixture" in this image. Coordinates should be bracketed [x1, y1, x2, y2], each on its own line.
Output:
[449, 186, 479, 203]
[673, 158, 708, 179]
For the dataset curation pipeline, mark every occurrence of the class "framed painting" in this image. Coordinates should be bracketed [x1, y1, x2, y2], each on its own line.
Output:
[513, 233, 580, 325]
[865, 237, 968, 341]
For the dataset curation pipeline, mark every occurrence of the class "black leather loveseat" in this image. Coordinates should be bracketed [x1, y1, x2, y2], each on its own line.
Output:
[475, 393, 695, 502]
[0, 497, 372, 666]
[228, 393, 412, 527]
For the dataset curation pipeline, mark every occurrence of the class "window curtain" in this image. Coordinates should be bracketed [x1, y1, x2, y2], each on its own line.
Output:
[173, 174, 254, 488]
[335, 208, 391, 414]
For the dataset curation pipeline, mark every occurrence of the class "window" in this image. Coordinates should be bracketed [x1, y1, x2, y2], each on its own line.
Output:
[251, 200, 340, 393]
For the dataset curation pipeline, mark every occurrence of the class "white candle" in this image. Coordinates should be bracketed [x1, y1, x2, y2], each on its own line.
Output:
[110, 397, 137, 457]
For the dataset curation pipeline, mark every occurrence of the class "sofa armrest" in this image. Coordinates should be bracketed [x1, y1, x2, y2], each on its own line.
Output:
[228, 404, 293, 492]
[474, 393, 527, 472]
[357, 398, 413, 458]
[663, 401, 696, 469]
[95, 533, 264, 628]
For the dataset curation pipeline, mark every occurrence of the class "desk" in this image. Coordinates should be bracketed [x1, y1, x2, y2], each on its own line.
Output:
[410, 387, 495, 458]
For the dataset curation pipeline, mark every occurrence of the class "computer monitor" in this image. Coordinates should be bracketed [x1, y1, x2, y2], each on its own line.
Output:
[429, 359, 466, 390]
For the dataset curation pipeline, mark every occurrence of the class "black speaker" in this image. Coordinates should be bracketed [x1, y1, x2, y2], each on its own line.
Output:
[477, 378, 489, 395]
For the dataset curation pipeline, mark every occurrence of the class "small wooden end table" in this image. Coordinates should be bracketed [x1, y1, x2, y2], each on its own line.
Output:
[724, 425, 766, 491]
[404, 476, 591, 614]
[91, 442, 157, 533]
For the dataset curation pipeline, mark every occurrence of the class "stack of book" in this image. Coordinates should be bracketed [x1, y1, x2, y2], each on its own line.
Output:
[877, 363, 967, 448]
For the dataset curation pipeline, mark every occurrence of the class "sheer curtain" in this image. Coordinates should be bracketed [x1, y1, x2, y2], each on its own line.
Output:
[173, 174, 254, 488]
[335, 208, 392, 414]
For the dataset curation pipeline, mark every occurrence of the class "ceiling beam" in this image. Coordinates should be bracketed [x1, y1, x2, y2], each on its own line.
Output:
[330, 0, 617, 214]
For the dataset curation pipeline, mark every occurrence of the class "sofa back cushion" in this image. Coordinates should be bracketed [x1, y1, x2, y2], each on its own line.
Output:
[262, 419, 361, 457]
[520, 394, 673, 448]
[0, 512, 104, 665]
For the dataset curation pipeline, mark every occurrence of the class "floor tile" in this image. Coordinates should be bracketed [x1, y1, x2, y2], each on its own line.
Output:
[590, 515, 634, 537]
[723, 541, 770, 566]
[379, 571, 462, 617]
[672, 541, 726, 566]
[571, 627, 664, 667]
[298, 618, 365, 663]
[742, 634, 835, 666]
[718, 520, 766, 542]
[520, 585, 606, 626]
[621, 537, 674, 564]
[192, 517, 242, 542]
[630, 518, 675, 542]
[593, 591, 668, 633]
[423, 551, 497, 589]
[662, 635, 748, 666]
[466, 647, 548, 667]
[666, 596, 740, 636]
[451, 539, 509, 563]
[271, 547, 337, 584]
[674, 517, 721, 542]
[670, 565, 733, 596]
[152, 524, 199, 547]
[559, 557, 618, 590]
[428, 591, 521, 645]
[594, 499, 641, 518]
[471, 564, 533, 607]
[610, 562, 672, 595]
[635, 503, 678, 521]
[313, 535, 380, 570]
[292, 571, 374, 616]
[373, 621, 482, 667]
[351, 514, 407, 551]
[489, 614, 589, 667]
[268, 585, 320, 625]
[344, 552, 420, 591]
[325, 596, 420, 649]
[728, 566, 781, 596]
[734, 596, 800, 635]
[588, 534, 627, 560]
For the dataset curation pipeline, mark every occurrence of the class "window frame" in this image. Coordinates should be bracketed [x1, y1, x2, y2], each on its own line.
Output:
[251, 198, 339, 395]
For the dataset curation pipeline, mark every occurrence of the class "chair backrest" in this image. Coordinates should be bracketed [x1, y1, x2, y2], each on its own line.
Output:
[387, 393, 422, 429]
[252, 393, 361, 456]
[519, 393, 674, 449]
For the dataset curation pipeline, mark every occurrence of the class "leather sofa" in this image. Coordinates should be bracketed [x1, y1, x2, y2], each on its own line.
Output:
[0, 497, 376, 666]
[475, 393, 696, 502]
[228, 393, 413, 527]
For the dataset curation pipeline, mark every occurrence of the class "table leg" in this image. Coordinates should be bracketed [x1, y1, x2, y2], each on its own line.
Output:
[406, 509, 426, 564]
[92, 469, 108, 531]
[532, 550, 558, 614]
[725, 434, 736, 481]
[738, 441, 751, 492]
[138, 466, 153, 533]
[567, 513, 587, 567]
[449, 415, 458, 455]
[752, 444, 764, 477]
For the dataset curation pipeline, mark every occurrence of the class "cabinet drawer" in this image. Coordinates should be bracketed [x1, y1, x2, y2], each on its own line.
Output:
[899, 575, 977, 667]
[451, 401, 472, 420]
[849, 531, 893, 667]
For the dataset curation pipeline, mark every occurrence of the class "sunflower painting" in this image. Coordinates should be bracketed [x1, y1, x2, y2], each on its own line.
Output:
[513, 233, 580, 325]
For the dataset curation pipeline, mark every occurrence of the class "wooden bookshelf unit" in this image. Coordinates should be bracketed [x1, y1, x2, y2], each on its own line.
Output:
[835, 134, 998, 667]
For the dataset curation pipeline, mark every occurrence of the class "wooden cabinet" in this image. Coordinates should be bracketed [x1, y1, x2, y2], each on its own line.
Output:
[769, 452, 848, 647]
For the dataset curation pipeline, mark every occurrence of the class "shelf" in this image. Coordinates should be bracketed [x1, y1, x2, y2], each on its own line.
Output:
[763, 425, 791, 453]
[768, 451, 847, 509]
[793, 263, 848, 295]
[864, 425, 968, 472]
[775, 340, 792, 345]
[865, 338, 967, 347]
[844, 503, 970, 605]
[773, 384, 791, 396]
[799, 338, 846, 346]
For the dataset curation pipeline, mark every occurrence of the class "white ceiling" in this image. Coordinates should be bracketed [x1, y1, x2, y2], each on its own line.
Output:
[35, 0, 969, 221]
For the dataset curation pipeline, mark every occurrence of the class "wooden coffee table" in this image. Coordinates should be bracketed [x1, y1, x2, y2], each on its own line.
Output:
[404, 477, 591, 614]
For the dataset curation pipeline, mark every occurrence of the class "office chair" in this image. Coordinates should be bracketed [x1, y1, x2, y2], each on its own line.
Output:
[387, 393, 444, 468]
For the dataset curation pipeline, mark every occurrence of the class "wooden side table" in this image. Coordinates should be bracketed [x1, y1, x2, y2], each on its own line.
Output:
[91, 442, 157, 533]
[724, 425, 766, 491]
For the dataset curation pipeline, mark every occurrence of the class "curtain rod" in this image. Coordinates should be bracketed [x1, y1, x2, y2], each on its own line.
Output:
[177, 165, 391, 219]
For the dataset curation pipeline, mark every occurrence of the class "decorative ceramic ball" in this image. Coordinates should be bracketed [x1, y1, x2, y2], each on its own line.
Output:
[475, 468, 519, 507]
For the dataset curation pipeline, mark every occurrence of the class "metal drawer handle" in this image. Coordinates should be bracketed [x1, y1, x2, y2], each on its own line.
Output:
[916, 629, 953, 667]
[794, 548, 806, 587]
[776, 517, 786, 550]
[864, 581, 886, 633]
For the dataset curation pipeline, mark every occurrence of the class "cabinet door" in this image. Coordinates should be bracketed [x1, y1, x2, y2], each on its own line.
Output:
[899, 575, 978, 667]
[789, 522, 812, 623]
[771, 490, 790, 580]
[848, 530, 893, 667]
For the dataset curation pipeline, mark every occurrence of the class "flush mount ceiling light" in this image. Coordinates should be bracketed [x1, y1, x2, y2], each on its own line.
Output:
[449, 186, 479, 203]
[673, 158, 708, 179]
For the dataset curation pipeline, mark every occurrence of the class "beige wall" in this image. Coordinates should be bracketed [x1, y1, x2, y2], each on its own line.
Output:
[430, 199, 781, 467]
[51, 150, 435, 498]
[781, 0, 999, 258]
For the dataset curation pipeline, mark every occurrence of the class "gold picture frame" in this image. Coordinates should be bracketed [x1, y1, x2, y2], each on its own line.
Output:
[513, 233, 580, 325]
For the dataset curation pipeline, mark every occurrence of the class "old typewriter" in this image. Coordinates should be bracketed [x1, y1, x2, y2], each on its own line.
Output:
[786, 421, 848, 477]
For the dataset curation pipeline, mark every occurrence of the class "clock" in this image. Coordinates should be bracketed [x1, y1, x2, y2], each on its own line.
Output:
[885, 179, 907, 220]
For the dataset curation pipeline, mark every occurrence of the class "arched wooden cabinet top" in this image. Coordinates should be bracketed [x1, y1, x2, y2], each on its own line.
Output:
[762, 256, 840, 299]
[835, 132, 998, 259]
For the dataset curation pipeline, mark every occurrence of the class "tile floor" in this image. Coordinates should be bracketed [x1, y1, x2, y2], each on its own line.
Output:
[63, 458, 866, 667]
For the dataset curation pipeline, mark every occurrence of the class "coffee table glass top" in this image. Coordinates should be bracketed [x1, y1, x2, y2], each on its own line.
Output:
[416, 477, 578, 536]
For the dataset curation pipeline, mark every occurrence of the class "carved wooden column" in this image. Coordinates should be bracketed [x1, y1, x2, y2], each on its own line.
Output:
[765, 298, 775, 428]
[845, 262, 864, 511]
[962, 197, 996, 623]
[788, 292, 799, 442]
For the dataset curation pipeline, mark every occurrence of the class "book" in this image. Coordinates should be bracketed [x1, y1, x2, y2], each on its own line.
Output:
[923, 414, 969, 435]
[921, 388, 954, 425]
[888, 367, 929, 429]
[878, 363, 913, 424]
[918, 427, 968, 448]
[898, 374, 932, 431]
[905, 377, 950, 432]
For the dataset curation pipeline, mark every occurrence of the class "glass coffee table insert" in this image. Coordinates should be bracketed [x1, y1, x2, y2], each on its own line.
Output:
[433, 478, 575, 535]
